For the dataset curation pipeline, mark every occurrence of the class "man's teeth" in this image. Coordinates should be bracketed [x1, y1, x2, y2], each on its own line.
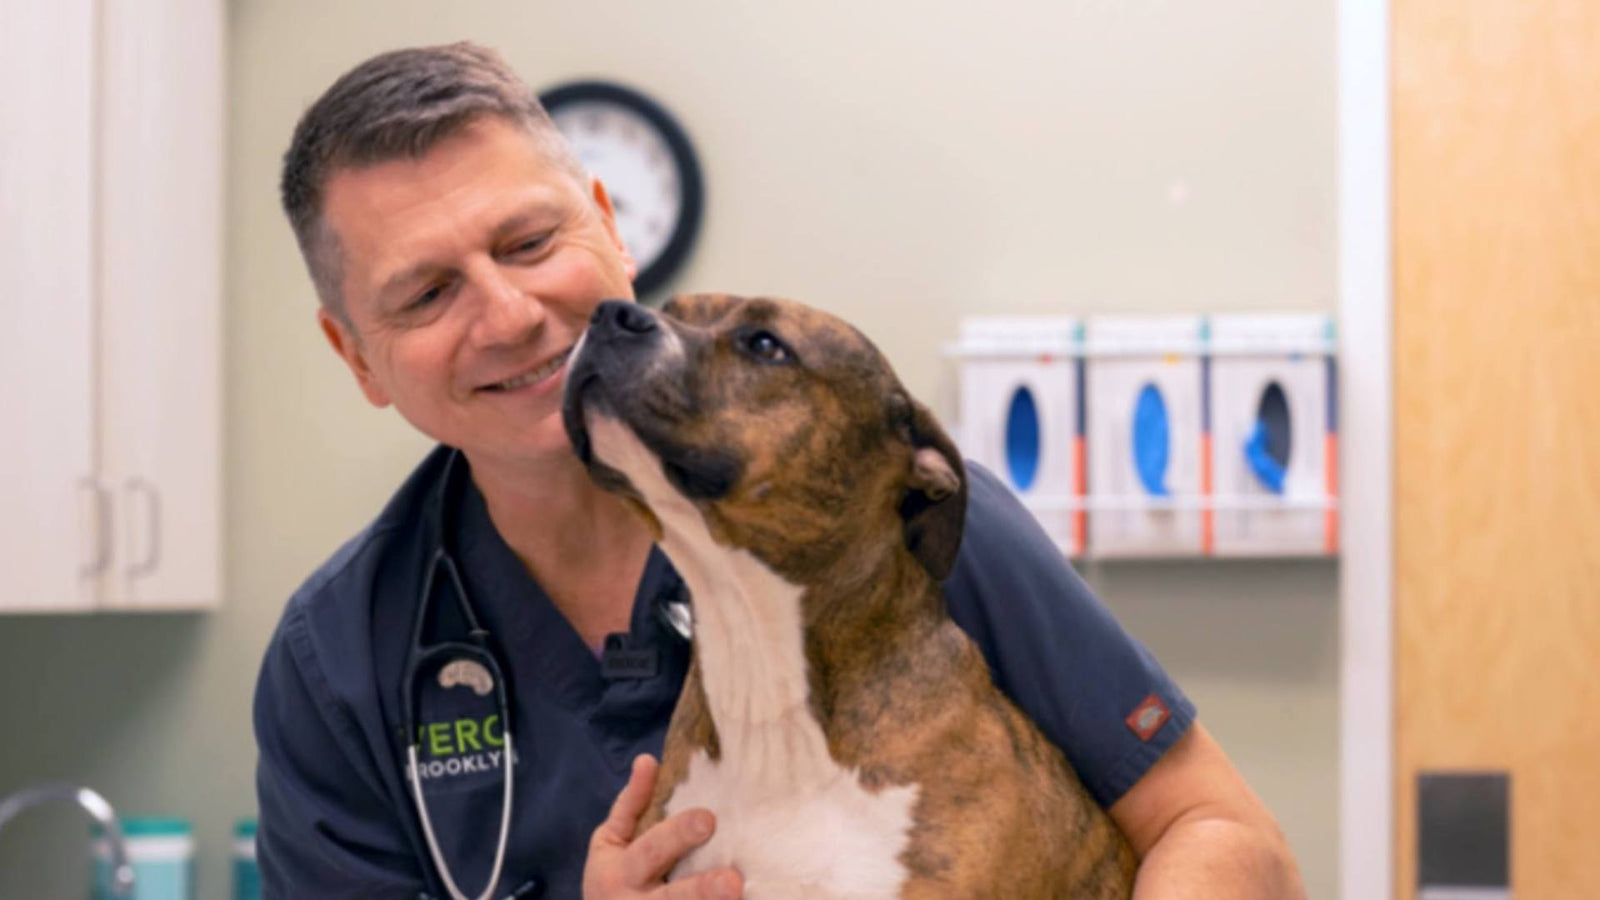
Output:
[493, 350, 568, 391]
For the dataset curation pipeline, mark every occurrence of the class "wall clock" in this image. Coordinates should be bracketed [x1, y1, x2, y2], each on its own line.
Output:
[540, 80, 705, 299]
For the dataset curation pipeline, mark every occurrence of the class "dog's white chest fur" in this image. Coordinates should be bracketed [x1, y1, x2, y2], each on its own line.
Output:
[666, 749, 919, 898]
[588, 416, 920, 899]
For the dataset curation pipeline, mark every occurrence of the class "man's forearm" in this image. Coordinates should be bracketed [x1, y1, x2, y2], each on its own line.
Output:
[1131, 814, 1305, 899]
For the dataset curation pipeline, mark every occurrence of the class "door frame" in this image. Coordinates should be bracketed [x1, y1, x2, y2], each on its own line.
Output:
[1337, 1, 1393, 898]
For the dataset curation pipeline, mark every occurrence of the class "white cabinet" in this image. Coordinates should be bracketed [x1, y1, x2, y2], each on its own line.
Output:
[0, 0, 99, 612]
[1, 0, 222, 612]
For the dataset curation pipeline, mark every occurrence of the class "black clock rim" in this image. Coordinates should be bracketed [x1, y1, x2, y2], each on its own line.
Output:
[538, 80, 705, 300]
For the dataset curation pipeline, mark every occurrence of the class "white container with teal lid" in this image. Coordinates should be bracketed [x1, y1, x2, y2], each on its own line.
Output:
[233, 817, 260, 900]
[92, 817, 194, 900]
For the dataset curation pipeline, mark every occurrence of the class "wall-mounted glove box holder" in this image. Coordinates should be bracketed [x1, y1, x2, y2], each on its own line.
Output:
[950, 313, 1338, 559]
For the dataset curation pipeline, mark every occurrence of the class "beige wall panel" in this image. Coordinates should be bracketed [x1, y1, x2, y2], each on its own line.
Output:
[0, 3, 1340, 896]
[1394, 0, 1600, 896]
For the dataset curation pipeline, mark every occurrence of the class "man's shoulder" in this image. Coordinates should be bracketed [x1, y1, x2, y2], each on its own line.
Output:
[296, 444, 450, 592]
[263, 446, 452, 686]
[952, 458, 1067, 575]
[961, 458, 1023, 524]
[942, 456, 1111, 658]
[943, 458, 1196, 807]
[284, 520, 403, 624]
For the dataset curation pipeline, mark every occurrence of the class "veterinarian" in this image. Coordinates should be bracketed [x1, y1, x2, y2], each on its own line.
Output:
[254, 42, 1305, 900]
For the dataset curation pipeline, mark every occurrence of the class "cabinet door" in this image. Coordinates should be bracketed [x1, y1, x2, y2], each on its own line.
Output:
[0, 0, 101, 612]
[97, 0, 223, 609]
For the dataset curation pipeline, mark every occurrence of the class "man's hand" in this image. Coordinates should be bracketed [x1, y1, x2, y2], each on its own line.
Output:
[583, 754, 744, 900]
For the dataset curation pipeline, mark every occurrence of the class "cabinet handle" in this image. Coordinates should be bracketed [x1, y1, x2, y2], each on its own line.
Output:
[79, 478, 111, 576]
[125, 478, 161, 577]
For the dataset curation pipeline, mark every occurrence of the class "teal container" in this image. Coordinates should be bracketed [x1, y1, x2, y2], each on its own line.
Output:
[92, 817, 194, 900]
[233, 818, 260, 900]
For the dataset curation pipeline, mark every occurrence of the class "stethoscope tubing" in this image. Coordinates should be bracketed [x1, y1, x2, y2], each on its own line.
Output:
[403, 449, 693, 899]
[406, 452, 517, 900]
[408, 734, 515, 900]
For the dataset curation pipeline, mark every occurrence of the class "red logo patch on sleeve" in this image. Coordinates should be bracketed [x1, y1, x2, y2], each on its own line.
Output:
[1125, 694, 1172, 742]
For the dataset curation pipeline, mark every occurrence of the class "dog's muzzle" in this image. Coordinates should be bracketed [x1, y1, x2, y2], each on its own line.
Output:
[563, 299, 668, 461]
[591, 298, 662, 342]
[562, 300, 745, 504]
[562, 300, 661, 457]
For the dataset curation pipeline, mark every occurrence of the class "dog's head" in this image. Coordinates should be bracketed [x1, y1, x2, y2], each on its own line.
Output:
[562, 293, 966, 585]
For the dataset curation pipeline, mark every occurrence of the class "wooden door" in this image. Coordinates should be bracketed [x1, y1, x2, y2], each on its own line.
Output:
[1393, 0, 1600, 896]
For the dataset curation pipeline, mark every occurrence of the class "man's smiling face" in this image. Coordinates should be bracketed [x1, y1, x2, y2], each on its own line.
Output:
[318, 114, 637, 469]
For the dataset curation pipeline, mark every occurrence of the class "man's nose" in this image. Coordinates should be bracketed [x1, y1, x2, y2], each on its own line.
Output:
[470, 267, 545, 347]
[589, 300, 659, 340]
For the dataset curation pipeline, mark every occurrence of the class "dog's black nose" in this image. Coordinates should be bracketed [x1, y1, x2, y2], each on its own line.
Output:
[592, 300, 658, 337]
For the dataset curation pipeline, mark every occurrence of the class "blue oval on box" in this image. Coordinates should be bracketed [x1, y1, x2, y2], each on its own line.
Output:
[1132, 383, 1171, 497]
[1005, 385, 1041, 491]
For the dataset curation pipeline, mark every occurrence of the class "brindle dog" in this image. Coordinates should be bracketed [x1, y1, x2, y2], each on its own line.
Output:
[563, 294, 1134, 898]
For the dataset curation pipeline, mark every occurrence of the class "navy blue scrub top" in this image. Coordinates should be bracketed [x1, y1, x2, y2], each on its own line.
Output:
[253, 446, 1194, 899]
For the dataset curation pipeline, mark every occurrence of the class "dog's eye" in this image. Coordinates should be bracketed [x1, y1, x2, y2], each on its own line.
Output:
[742, 329, 792, 364]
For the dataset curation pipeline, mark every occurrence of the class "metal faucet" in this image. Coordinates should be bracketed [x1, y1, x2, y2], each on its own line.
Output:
[0, 783, 135, 897]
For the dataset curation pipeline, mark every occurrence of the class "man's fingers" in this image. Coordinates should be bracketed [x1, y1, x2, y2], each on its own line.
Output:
[623, 808, 717, 885]
[594, 754, 659, 849]
[659, 866, 743, 900]
[584, 755, 740, 899]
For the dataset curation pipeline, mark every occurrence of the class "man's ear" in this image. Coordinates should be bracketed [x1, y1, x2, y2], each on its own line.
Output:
[899, 398, 968, 582]
[591, 177, 638, 283]
[318, 307, 392, 408]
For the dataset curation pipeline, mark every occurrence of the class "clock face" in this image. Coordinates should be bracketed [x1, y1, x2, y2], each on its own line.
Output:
[541, 82, 703, 298]
[550, 102, 681, 273]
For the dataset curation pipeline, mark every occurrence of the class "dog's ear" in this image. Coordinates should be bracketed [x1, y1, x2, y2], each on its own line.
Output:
[898, 398, 968, 582]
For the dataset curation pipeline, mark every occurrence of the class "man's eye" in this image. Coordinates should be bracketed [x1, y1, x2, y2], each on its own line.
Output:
[411, 283, 446, 309]
[743, 329, 791, 364]
[508, 234, 551, 257]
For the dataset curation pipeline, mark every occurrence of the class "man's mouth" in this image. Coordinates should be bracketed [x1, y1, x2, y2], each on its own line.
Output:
[481, 347, 573, 393]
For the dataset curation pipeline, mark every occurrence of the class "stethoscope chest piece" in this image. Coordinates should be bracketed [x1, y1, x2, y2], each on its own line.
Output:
[438, 658, 496, 696]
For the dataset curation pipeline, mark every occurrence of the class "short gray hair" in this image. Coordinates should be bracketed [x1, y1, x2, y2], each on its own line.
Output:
[280, 42, 582, 322]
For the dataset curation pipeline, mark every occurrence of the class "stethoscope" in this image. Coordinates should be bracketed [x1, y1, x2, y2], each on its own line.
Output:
[404, 449, 692, 900]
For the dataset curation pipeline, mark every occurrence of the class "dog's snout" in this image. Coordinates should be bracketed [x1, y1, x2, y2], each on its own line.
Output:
[592, 299, 659, 337]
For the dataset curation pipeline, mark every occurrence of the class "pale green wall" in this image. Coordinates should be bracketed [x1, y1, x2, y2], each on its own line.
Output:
[0, 1, 1337, 896]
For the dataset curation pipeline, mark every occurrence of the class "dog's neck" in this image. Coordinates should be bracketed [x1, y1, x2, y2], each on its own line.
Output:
[586, 417, 831, 795]
[664, 528, 946, 790]
[663, 529, 828, 774]
[586, 416, 944, 795]
[795, 534, 943, 638]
